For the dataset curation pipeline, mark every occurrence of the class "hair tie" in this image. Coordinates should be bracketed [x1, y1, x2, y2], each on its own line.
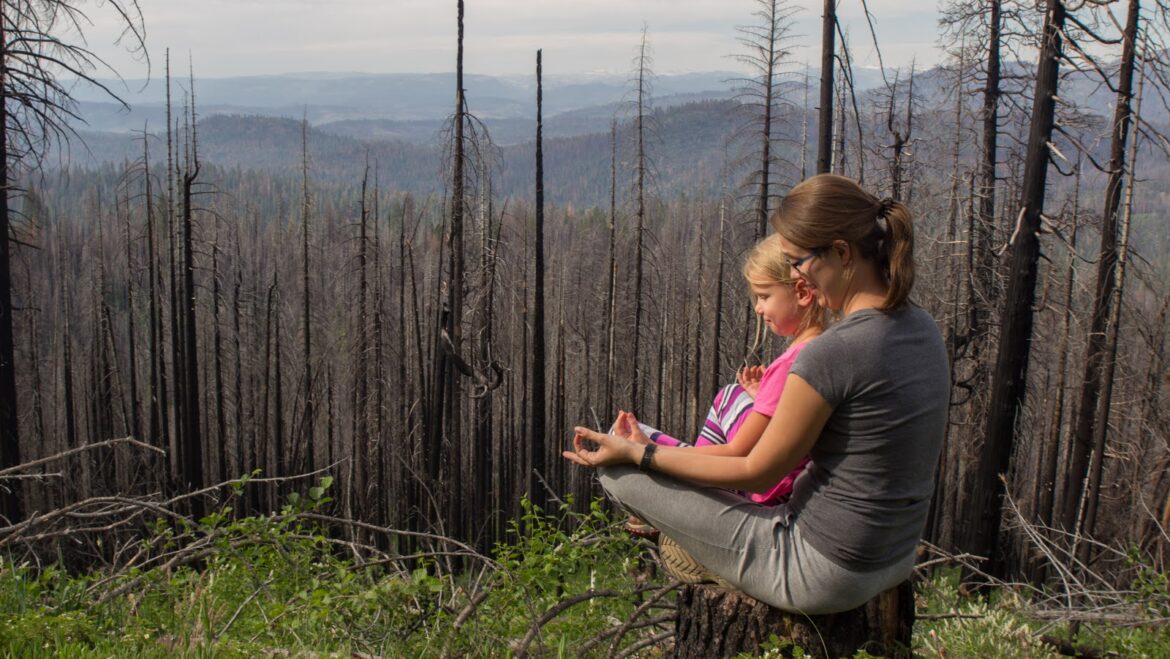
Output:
[877, 197, 896, 219]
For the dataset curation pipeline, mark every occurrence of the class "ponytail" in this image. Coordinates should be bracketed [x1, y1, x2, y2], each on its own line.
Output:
[773, 174, 918, 313]
[878, 201, 915, 311]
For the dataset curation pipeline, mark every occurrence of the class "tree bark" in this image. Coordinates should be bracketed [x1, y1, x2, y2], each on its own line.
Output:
[673, 582, 913, 659]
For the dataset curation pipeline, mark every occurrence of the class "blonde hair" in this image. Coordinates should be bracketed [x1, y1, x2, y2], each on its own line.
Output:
[742, 233, 796, 287]
[771, 174, 915, 311]
[742, 234, 828, 336]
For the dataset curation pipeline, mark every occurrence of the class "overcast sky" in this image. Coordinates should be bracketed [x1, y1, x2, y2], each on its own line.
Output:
[82, 0, 944, 79]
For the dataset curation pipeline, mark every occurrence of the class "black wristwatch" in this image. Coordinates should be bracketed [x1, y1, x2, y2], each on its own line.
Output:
[639, 443, 657, 472]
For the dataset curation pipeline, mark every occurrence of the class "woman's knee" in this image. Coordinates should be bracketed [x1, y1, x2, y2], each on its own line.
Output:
[597, 464, 641, 501]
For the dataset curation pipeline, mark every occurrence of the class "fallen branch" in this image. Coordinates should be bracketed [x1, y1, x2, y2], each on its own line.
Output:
[605, 580, 681, 658]
[0, 437, 162, 478]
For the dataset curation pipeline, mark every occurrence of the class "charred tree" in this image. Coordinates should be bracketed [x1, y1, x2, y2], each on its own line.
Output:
[121, 196, 141, 443]
[143, 134, 169, 482]
[816, 0, 837, 174]
[968, 0, 1066, 582]
[0, 17, 22, 521]
[300, 116, 315, 476]
[604, 118, 619, 417]
[1062, 0, 1141, 536]
[0, 0, 145, 523]
[426, 0, 468, 534]
[179, 72, 205, 512]
[735, 0, 795, 239]
[631, 27, 651, 411]
[971, 0, 1002, 363]
[530, 49, 548, 511]
[355, 164, 372, 520]
[1077, 34, 1145, 563]
[211, 213, 227, 483]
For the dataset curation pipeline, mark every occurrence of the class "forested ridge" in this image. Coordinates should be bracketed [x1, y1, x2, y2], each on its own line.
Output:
[3, 0, 1170, 656]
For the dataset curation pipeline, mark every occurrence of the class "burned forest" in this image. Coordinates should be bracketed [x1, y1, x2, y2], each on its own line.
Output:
[2, 0, 1170, 656]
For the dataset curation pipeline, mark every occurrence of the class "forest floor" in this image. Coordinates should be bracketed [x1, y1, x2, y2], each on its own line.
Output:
[1, 488, 1167, 658]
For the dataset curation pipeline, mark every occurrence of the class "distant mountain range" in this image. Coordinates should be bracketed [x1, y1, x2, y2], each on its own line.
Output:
[69, 69, 901, 139]
[53, 64, 1160, 209]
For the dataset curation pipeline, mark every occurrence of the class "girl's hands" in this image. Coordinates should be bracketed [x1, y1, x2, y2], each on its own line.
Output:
[737, 365, 765, 399]
[563, 426, 639, 468]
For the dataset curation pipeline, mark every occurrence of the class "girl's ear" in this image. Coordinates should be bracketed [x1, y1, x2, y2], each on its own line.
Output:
[792, 278, 816, 306]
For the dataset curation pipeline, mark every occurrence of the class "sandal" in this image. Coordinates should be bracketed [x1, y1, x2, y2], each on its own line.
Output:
[623, 517, 661, 539]
[657, 534, 739, 592]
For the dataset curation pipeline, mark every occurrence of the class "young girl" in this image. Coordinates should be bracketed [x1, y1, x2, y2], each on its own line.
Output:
[624, 234, 827, 534]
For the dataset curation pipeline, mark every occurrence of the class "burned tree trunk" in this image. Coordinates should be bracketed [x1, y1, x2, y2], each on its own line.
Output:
[970, 0, 1001, 365]
[709, 198, 727, 391]
[673, 583, 913, 659]
[300, 116, 315, 476]
[815, 0, 836, 175]
[0, 20, 23, 522]
[969, 0, 1066, 581]
[1062, 0, 1140, 536]
[179, 78, 205, 512]
[631, 28, 650, 412]
[529, 48, 547, 510]
[738, 0, 792, 239]
[1078, 37, 1145, 563]
[604, 118, 618, 417]
[211, 215, 226, 483]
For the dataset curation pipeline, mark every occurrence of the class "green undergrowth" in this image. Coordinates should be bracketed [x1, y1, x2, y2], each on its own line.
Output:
[1, 487, 1167, 657]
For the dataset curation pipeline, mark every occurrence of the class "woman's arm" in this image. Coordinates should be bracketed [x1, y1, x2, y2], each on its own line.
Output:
[679, 412, 771, 457]
[566, 373, 832, 492]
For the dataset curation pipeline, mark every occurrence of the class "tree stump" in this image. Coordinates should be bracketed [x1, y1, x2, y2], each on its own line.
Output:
[672, 580, 914, 658]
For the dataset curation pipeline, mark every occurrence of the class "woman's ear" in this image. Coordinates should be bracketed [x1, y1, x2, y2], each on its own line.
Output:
[833, 239, 852, 267]
[792, 278, 816, 306]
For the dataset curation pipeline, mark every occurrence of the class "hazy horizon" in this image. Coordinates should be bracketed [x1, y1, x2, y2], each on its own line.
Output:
[80, 1, 943, 80]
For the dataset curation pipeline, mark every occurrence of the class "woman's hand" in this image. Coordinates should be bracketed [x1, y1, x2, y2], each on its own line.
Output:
[737, 365, 765, 399]
[563, 426, 639, 468]
[614, 410, 652, 445]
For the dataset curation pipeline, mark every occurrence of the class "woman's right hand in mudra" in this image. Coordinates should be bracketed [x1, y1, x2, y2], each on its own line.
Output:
[612, 410, 651, 445]
[564, 426, 639, 468]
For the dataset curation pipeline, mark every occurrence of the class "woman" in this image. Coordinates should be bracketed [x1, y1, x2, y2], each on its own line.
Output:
[564, 174, 950, 614]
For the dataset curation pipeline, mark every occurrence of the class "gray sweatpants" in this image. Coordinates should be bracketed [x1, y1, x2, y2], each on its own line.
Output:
[599, 464, 914, 615]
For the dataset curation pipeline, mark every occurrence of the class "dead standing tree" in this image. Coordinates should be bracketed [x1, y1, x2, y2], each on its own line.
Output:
[426, 0, 501, 538]
[177, 67, 205, 518]
[629, 26, 652, 413]
[426, 0, 469, 535]
[299, 116, 315, 477]
[816, 0, 837, 174]
[732, 0, 797, 240]
[0, 0, 146, 523]
[968, 0, 1066, 582]
[529, 49, 547, 512]
[1062, 0, 1141, 541]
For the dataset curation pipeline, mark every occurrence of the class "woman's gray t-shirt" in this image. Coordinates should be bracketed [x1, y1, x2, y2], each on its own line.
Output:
[786, 305, 950, 571]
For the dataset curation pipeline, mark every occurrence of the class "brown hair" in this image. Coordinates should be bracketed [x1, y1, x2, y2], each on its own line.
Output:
[770, 173, 915, 311]
[742, 234, 829, 335]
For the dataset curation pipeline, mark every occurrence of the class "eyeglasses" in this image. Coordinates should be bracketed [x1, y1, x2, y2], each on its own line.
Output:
[786, 246, 827, 277]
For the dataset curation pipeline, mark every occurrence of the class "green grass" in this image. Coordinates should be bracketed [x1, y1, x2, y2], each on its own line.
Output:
[2, 494, 1167, 658]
